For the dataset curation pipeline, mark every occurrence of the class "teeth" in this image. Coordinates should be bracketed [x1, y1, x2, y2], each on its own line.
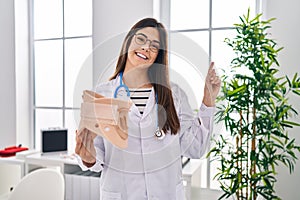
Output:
[136, 52, 147, 59]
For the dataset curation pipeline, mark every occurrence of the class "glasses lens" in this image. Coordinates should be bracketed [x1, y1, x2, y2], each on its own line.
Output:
[134, 34, 160, 53]
[135, 34, 147, 45]
[150, 42, 160, 53]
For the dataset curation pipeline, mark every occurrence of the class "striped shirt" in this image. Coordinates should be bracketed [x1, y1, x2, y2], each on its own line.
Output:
[129, 88, 152, 115]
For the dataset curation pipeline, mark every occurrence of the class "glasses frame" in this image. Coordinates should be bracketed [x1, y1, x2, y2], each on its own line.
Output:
[133, 33, 161, 53]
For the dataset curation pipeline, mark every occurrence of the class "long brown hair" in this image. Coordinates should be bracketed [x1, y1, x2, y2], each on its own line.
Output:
[110, 18, 180, 135]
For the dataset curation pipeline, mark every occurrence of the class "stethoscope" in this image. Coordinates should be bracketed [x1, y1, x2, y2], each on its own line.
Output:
[114, 72, 166, 140]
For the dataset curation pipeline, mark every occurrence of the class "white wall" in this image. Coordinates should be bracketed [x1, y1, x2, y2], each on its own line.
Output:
[265, 0, 300, 199]
[15, 0, 31, 148]
[92, 0, 154, 85]
[0, 0, 21, 194]
[0, 0, 16, 149]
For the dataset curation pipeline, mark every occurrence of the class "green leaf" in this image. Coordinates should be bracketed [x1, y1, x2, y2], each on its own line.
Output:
[238, 16, 245, 25]
[292, 73, 298, 85]
[227, 85, 246, 96]
[282, 120, 300, 127]
[271, 136, 283, 146]
[277, 106, 291, 120]
[207, 147, 218, 158]
[279, 79, 288, 87]
[246, 7, 251, 22]
[286, 139, 295, 150]
[272, 92, 282, 100]
[250, 12, 262, 24]
[286, 76, 292, 87]
[263, 45, 276, 52]
[265, 17, 277, 23]
[263, 177, 272, 189]
[292, 90, 300, 96]
[260, 50, 265, 68]
[275, 47, 284, 53]
[250, 150, 257, 161]
[287, 150, 297, 159]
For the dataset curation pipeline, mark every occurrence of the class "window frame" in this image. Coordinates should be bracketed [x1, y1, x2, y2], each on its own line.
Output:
[162, 0, 263, 189]
[29, 0, 93, 151]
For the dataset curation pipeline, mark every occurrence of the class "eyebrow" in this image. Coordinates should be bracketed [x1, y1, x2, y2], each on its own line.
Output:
[137, 33, 160, 44]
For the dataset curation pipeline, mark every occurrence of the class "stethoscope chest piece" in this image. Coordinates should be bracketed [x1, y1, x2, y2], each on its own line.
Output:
[155, 128, 165, 140]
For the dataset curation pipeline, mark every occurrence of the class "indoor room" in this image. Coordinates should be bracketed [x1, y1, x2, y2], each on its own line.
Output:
[1, 0, 299, 199]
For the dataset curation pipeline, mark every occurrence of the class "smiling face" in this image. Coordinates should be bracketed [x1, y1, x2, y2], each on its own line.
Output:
[125, 27, 160, 71]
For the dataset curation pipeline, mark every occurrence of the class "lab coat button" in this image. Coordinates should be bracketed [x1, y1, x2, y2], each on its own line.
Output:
[95, 123, 99, 128]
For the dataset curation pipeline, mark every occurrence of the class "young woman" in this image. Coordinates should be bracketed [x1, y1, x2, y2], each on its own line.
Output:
[75, 18, 220, 200]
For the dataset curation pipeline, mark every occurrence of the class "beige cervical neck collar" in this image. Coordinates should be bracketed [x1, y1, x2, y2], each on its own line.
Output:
[78, 90, 132, 149]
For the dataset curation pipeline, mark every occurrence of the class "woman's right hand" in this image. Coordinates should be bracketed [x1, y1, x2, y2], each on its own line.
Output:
[75, 128, 97, 167]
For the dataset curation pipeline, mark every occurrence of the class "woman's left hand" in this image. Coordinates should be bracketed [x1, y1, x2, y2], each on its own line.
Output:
[202, 62, 221, 107]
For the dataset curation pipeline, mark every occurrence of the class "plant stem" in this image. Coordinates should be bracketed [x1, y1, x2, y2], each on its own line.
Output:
[251, 106, 257, 200]
[239, 110, 243, 199]
[236, 135, 240, 200]
[246, 108, 249, 200]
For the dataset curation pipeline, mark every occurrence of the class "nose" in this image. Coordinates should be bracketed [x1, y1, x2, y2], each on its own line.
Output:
[141, 47, 149, 52]
[141, 40, 151, 51]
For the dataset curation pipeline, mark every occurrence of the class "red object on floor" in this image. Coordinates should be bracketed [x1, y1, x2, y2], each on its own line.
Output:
[0, 145, 29, 157]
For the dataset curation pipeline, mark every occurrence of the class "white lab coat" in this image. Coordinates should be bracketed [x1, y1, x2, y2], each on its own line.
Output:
[77, 75, 215, 200]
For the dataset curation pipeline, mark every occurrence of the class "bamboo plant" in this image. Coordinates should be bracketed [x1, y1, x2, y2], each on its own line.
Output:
[208, 9, 300, 200]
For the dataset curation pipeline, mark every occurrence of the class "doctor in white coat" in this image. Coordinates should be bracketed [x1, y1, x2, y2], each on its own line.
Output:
[75, 18, 221, 200]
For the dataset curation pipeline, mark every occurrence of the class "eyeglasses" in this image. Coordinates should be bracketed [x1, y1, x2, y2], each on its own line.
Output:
[134, 33, 160, 53]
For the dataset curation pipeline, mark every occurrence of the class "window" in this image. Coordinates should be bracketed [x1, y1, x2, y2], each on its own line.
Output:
[31, 0, 93, 152]
[169, 0, 260, 189]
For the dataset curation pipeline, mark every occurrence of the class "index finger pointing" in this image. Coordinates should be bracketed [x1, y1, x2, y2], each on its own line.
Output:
[209, 62, 215, 71]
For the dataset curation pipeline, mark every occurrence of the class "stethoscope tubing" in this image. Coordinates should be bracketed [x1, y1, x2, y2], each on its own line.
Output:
[114, 72, 165, 140]
[113, 72, 130, 98]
